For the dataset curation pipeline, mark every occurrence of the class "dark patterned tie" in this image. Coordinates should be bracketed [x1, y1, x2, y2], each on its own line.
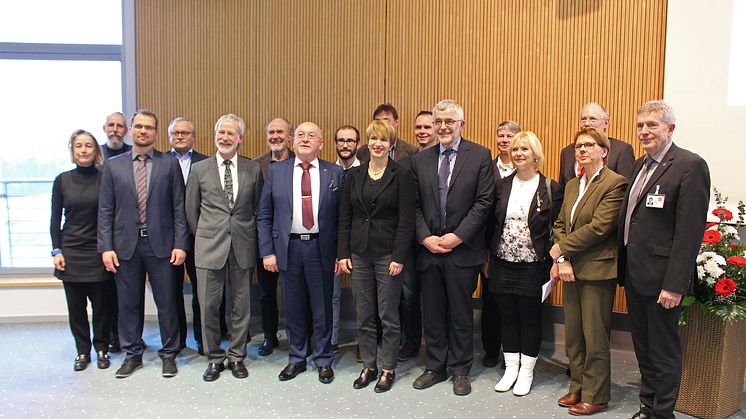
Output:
[624, 158, 654, 244]
[438, 149, 455, 230]
[300, 162, 314, 230]
[135, 155, 148, 224]
[223, 160, 234, 209]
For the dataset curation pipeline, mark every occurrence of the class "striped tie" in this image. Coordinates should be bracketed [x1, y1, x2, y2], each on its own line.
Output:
[135, 154, 148, 224]
[438, 149, 454, 231]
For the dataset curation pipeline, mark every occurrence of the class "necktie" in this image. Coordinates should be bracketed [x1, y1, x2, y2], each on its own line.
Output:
[624, 158, 654, 244]
[223, 160, 234, 209]
[438, 149, 455, 230]
[135, 154, 148, 224]
[300, 162, 314, 230]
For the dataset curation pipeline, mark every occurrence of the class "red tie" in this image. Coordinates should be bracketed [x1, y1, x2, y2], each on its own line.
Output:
[300, 162, 314, 230]
[577, 163, 585, 177]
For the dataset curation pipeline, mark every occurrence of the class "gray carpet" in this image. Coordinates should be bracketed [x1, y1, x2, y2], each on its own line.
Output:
[0, 321, 743, 419]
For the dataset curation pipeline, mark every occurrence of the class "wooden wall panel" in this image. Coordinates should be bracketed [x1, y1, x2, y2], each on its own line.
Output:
[135, 0, 668, 314]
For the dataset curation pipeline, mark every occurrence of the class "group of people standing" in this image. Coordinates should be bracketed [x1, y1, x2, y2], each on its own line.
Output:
[50, 98, 710, 419]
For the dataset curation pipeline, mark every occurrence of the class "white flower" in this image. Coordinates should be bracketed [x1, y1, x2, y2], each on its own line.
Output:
[700, 251, 717, 260]
[705, 276, 717, 286]
[712, 254, 726, 265]
[722, 225, 740, 240]
[704, 260, 725, 278]
[697, 266, 705, 279]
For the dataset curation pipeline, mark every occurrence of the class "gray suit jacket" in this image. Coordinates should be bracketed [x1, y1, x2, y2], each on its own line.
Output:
[185, 155, 263, 270]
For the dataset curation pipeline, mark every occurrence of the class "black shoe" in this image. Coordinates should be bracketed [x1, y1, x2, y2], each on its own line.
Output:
[353, 368, 379, 389]
[453, 375, 471, 396]
[318, 365, 334, 384]
[630, 405, 653, 419]
[412, 370, 448, 390]
[115, 359, 143, 378]
[203, 362, 225, 382]
[258, 338, 279, 356]
[96, 351, 110, 369]
[278, 362, 307, 381]
[162, 358, 177, 377]
[374, 370, 395, 393]
[228, 361, 249, 379]
[196, 342, 204, 356]
[73, 354, 90, 372]
[397, 344, 419, 362]
[482, 353, 499, 368]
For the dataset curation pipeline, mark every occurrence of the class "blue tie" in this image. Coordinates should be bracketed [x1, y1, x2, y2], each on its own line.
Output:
[439, 149, 455, 231]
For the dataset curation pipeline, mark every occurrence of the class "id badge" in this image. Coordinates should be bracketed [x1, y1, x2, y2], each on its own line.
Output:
[646, 193, 665, 208]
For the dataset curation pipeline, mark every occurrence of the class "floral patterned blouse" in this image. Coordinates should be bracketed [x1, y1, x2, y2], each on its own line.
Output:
[496, 174, 540, 263]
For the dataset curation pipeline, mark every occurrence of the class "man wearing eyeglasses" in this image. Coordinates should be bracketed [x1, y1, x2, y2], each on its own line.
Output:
[357, 103, 418, 162]
[98, 109, 189, 379]
[409, 99, 495, 395]
[559, 102, 635, 188]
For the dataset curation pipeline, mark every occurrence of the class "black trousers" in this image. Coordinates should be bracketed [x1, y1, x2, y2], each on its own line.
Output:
[63, 280, 115, 355]
[625, 282, 682, 419]
[494, 293, 543, 357]
[420, 255, 479, 376]
[256, 262, 280, 340]
[399, 266, 422, 350]
[480, 273, 501, 356]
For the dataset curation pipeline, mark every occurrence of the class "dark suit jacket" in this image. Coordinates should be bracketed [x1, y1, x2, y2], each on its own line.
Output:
[185, 156, 263, 270]
[257, 158, 345, 272]
[553, 167, 627, 280]
[102, 143, 132, 162]
[490, 173, 563, 262]
[410, 138, 495, 269]
[559, 137, 635, 187]
[492, 157, 515, 183]
[255, 149, 296, 179]
[337, 160, 415, 264]
[97, 150, 189, 260]
[356, 138, 418, 163]
[617, 143, 710, 296]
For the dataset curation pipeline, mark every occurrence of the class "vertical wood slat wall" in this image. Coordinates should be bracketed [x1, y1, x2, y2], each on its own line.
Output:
[135, 0, 667, 313]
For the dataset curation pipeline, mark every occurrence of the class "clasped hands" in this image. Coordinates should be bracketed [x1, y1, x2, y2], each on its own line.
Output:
[422, 233, 463, 254]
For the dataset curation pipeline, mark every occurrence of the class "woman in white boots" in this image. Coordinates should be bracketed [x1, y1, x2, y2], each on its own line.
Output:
[486, 132, 562, 396]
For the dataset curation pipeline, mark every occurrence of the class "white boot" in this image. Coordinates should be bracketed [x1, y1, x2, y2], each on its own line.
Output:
[494, 352, 520, 392]
[512, 354, 537, 396]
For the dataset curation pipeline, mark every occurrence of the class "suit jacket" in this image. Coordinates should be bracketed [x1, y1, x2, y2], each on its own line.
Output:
[102, 143, 132, 162]
[255, 149, 296, 179]
[185, 155, 263, 270]
[337, 160, 415, 264]
[410, 138, 495, 269]
[617, 143, 710, 296]
[559, 137, 635, 187]
[257, 158, 345, 272]
[356, 138, 418, 163]
[553, 167, 628, 280]
[97, 150, 189, 260]
[490, 173, 563, 262]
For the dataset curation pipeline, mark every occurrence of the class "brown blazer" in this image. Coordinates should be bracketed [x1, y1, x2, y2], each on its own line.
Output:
[553, 166, 628, 281]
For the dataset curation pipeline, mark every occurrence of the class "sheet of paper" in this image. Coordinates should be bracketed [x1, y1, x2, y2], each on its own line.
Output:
[542, 278, 556, 302]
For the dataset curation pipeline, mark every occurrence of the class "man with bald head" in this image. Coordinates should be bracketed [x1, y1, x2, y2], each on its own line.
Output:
[102, 112, 132, 161]
[559, 102, 635, 187]
[257, 122, 345, 384]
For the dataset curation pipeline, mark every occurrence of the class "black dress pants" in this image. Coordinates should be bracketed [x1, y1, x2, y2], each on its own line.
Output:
[480, 273, 501, 356]
[63, 280, 115, 355]
[256, 262, 280, 340]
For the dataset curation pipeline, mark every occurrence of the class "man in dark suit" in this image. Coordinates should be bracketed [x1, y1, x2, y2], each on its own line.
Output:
[186, 114, 263, 381]
[167, 117, 217, 355]
[257, 121, 345, 384]
[357, 103, 418, 162]
[618, 100, 710, 419]
[410, 99, 495, 396]
[102, 112, 132, 161]
[559, 102, 635, 187]
[253, 117, 295, 356]
[98, 109, 189, 378]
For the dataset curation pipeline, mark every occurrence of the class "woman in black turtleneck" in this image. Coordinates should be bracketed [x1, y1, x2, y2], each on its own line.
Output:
[50, 129, 115, 371]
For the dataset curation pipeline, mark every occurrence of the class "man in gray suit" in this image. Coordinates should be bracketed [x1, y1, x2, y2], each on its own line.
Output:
[185, 114, 263, 381]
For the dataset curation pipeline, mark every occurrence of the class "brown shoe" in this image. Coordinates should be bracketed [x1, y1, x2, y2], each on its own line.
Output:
[569, 402, 608, 416]
[558, 392, 581, 407]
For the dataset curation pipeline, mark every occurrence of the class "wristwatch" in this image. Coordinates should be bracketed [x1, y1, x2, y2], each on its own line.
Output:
[51, 249, 62, 256]
[555, 255, 567, 264]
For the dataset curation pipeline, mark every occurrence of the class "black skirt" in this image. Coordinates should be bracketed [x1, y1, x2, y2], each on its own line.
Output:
[54, 244, 112, 283]
[488, 257, 548, 298]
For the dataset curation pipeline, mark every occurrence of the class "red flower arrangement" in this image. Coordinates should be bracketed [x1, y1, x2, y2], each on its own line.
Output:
[712, 207, 734, 221]
[715, 278, 737, 296]
[703, 230, 722, 245]
[727, 256, 746, 267]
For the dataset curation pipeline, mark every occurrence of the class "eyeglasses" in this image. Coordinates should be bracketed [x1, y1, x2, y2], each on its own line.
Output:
[433, 119, 462, 128]
[575, 142, 598, 150]
[132, 124, 156, 131]
[296, 131, 319, 140]
[170, 131, 193, 137]
[335, 138, 359, 145]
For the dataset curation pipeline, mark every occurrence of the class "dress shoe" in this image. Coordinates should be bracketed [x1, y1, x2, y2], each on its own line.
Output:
[162, 358, 178, 377]
[353, 368, 379, 389]
[278, 362, 307, 381]
[482, 352, 499, 368]
[558, 392, 581, 407]
[96, 351, 110, 369]
[412, 370, 448, 390]
[228, 361, 249, 379]
[203, 362, 225, 382]
[258, 338, 279, 356]
[374, 370, 395, 393]
[569, 402, 608, 416]
[630, 406, 653, 419]
[453, 375, 471, 396]
[115, 359, 143, 378]
[73, 354, 90, 371]
[318, 365, 334, 384]
[397, 344, 419, 362]
[355, 345, 363, 363]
